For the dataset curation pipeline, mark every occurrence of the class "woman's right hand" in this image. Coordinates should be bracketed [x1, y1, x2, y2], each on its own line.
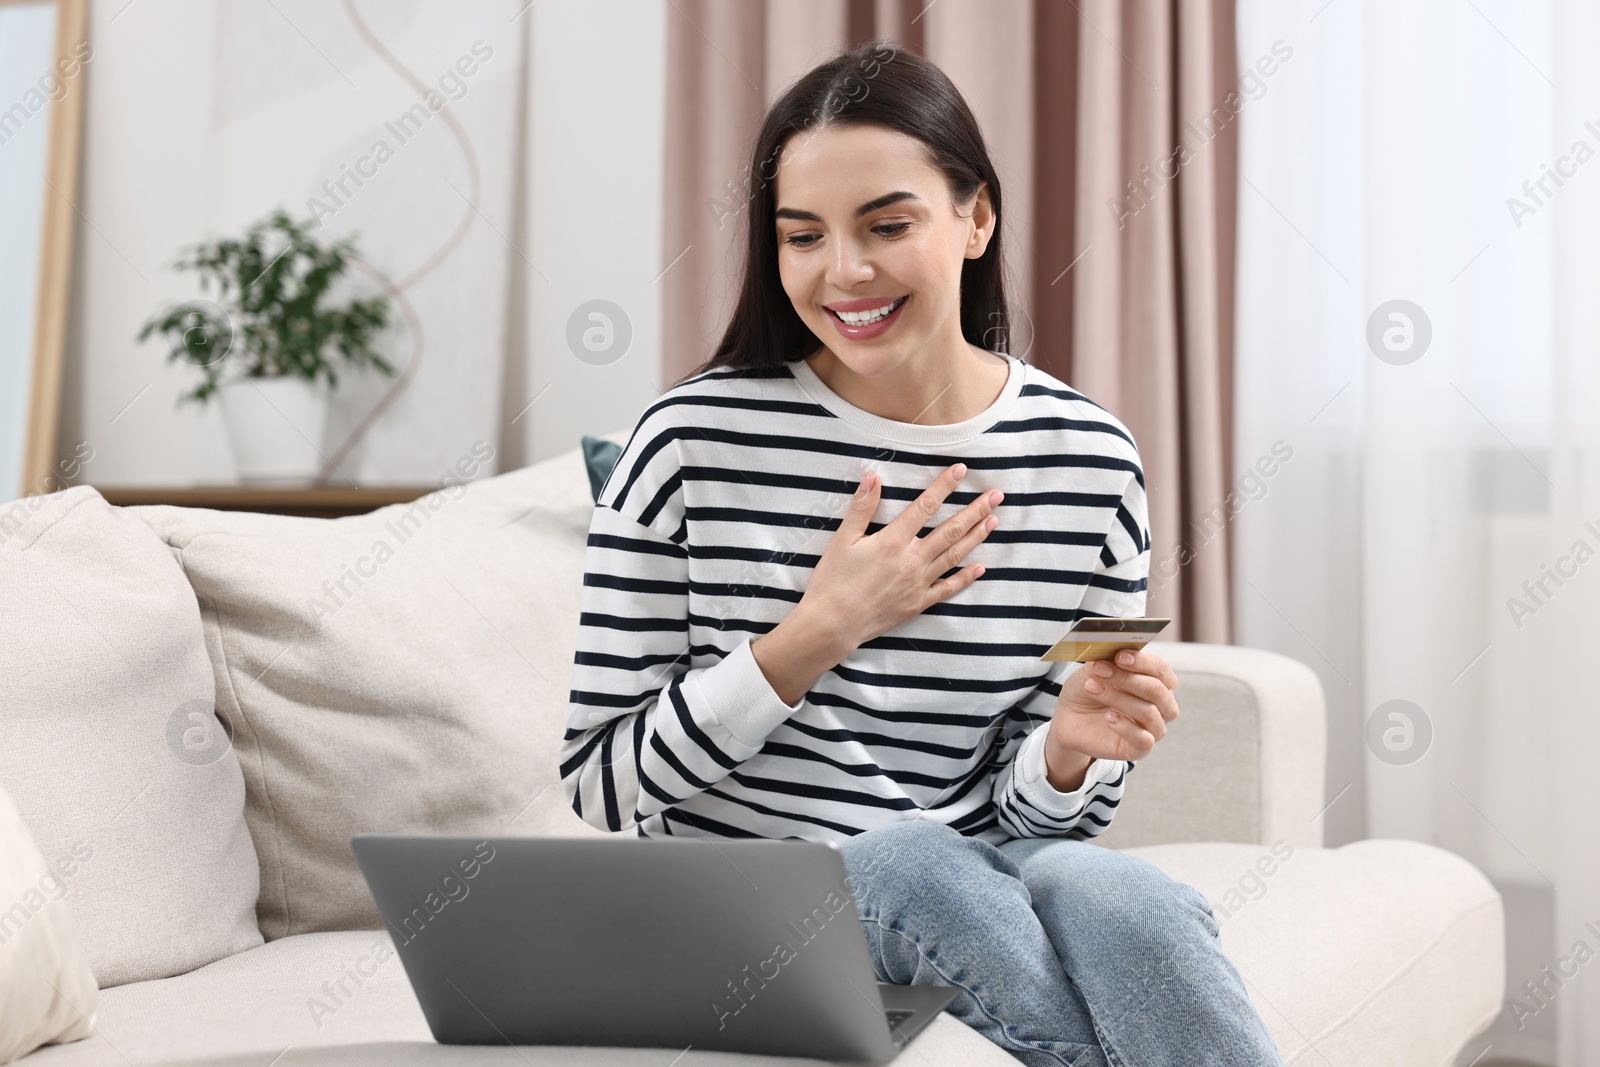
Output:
[802, 463, 1003, 654]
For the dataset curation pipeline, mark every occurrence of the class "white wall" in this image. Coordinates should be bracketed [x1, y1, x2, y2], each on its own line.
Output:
[509, 0, 665, 469]
[57, 0, 222, 487]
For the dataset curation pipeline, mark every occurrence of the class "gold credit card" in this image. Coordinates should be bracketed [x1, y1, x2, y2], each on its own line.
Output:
[1040, 617, 1171, 663]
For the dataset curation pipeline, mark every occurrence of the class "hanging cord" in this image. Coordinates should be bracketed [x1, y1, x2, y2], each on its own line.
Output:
[318, 0, 485, 480]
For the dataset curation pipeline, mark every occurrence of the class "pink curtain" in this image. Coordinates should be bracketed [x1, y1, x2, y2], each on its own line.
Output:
[663, 0, 1236, 645]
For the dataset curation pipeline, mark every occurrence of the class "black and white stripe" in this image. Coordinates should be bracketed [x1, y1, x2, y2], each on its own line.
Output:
[560, 353, 1150, 843]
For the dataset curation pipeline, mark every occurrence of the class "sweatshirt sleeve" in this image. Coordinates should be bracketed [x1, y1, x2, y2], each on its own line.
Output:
[558, 419, 805, 833]
[990, 712, 1131, 839]
[989, 462, 1150, 839]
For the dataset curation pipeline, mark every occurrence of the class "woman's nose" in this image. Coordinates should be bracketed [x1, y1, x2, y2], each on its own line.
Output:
[826, 237, 875, 286]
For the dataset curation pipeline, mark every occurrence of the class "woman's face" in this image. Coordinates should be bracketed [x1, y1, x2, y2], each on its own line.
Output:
[772, 124, 994, 376]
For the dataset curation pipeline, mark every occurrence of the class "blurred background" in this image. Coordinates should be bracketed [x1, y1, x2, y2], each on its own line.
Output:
[4, 1, 1599, 1063]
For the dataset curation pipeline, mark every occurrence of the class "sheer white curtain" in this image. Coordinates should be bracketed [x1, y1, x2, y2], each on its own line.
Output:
[1547, 4, 1600, 1061]
[1235, 1, 1598, 1063]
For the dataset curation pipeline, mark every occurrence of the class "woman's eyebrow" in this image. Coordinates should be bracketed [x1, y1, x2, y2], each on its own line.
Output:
[775, 190, 922, 222]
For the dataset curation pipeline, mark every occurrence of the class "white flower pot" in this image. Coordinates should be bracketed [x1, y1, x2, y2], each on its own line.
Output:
[217, 376, 331, 485]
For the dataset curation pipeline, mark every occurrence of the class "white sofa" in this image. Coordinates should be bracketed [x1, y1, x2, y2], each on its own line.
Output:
[0, 436, 1504, 1066]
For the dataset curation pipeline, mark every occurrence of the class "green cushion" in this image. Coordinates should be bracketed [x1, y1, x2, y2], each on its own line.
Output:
[580, 435, 623, 503]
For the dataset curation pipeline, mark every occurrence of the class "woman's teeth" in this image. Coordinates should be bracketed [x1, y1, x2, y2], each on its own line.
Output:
[833, 296, 906, 325]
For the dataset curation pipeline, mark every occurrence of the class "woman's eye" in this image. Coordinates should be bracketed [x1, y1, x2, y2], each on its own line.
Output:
[781, 222, 911, 248]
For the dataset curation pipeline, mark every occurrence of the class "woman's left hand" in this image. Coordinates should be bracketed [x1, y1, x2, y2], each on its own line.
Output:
[1046, 648, 1180, 765]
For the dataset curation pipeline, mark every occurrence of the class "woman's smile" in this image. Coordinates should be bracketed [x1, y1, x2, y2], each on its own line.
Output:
[824, 294, 910, 340]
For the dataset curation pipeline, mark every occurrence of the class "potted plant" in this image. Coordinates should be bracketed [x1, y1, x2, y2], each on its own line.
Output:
[138, 208, 394, 484]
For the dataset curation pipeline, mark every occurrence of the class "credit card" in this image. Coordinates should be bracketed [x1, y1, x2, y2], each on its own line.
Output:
[1040, 617, 1171, 663]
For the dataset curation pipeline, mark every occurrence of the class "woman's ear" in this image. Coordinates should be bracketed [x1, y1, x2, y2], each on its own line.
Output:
[965, 181, 996, 260]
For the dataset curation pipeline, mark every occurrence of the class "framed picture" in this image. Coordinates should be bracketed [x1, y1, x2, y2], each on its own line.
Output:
[0, 0, 86, 502]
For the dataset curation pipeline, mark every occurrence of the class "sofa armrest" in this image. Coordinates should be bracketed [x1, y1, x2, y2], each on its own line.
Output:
[1092, 641, 1327, 850]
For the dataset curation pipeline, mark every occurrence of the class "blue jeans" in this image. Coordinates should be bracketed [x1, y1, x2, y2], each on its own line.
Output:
[837, 820, 1284, 1067]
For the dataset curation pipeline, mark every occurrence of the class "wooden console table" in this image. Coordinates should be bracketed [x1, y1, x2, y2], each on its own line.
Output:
[96, 486, 435, 519]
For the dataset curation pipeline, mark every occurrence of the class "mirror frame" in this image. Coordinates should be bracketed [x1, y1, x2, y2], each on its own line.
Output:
[6, 0, 86, 497]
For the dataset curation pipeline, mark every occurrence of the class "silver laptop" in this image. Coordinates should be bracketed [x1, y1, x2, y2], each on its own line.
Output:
[350, 833, 958, 1061]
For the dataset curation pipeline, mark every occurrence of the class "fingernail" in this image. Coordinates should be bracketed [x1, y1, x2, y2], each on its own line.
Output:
[1105, 711, 1120, 723]
[1118, 650, 1135, 665]
[952, 463, 967, 479]
[858, 471, 875, 494]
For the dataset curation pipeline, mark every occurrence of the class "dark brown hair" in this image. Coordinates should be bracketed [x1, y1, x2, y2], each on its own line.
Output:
[674, 41, 1013, 386]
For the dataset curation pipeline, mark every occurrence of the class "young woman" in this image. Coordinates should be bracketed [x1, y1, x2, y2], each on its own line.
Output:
[560, 42, 1284, 1067]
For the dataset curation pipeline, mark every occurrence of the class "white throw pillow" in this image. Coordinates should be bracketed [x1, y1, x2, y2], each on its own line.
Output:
[128, 441, 609, 940]
[0, 487, 263, 986]
[0, 777, 98, 1063]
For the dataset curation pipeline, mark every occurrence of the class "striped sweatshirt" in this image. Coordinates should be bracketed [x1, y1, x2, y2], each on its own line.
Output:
[559, 350, 1151, 843]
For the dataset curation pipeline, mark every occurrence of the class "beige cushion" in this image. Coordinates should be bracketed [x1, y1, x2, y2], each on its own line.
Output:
[0, 779, 98, 1064]
[21, 930, 1010, 1066]
[128, 444, 611, 941]
[1126, 839, 1504, 1066]
[0, 488, 262, 987]
[1095, 641, 1328, 850]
